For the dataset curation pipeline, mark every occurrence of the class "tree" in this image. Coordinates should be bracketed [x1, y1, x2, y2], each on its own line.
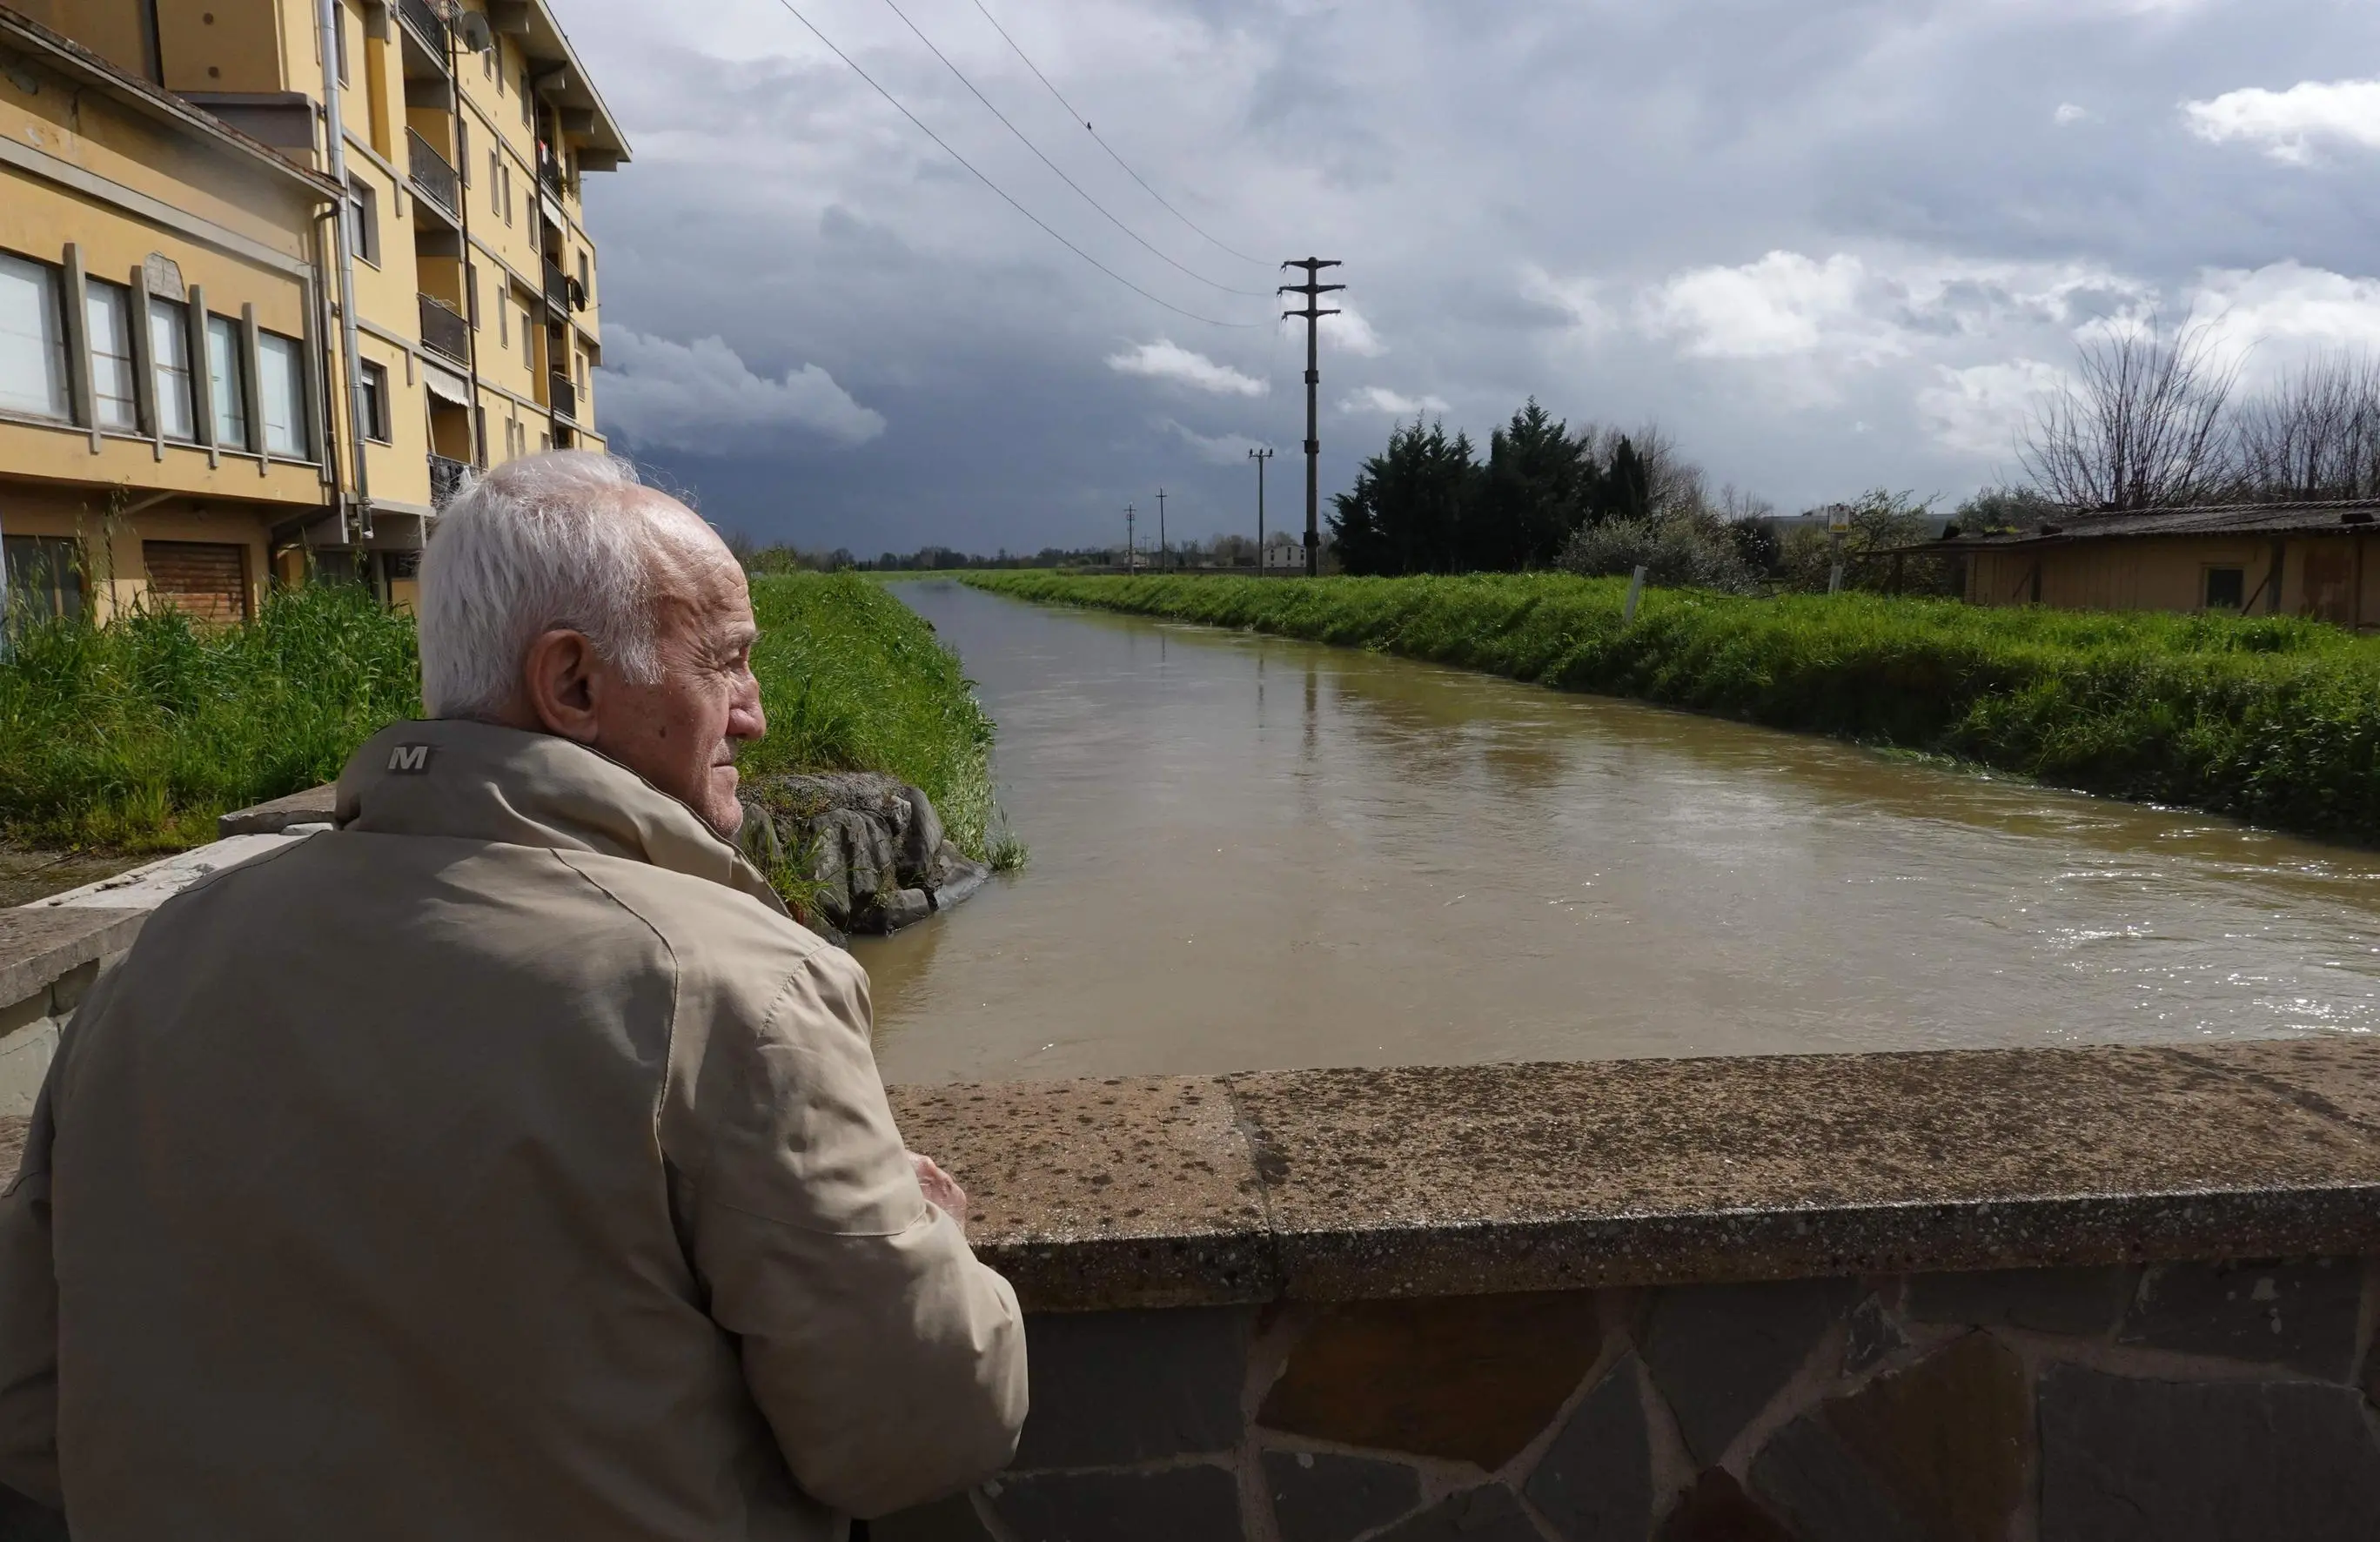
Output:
[1330, 419, 1482, 575]
[1587, 435, 1654, 526]
[2229, 351, 2380, 503]
[1474, 399, 1590, 569]
[2021, 317, 2238, 511]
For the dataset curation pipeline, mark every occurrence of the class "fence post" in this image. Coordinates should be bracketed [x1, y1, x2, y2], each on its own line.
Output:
[1623, 565, 1648, 625]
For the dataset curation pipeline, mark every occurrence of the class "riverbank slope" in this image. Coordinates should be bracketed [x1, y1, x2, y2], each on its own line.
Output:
[0, 572, 1008, 869]
[963, 570, 2380, 847]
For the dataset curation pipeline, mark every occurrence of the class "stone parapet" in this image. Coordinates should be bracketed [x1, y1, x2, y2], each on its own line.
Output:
[882, 1042, 2380, 1539]
[889, 1038, 2380, 1313]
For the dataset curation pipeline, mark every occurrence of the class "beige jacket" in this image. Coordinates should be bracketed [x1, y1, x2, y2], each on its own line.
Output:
[0, 721, 1026, 1539]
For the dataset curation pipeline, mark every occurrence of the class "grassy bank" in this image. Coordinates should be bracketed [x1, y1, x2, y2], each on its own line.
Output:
[0, 573, 1010, 862]
[742, 573, 1013, 865]
[964, 570, 2380, 846]
[0, 583, 420, 850]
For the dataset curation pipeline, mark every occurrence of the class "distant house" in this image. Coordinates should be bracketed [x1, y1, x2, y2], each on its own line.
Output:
[1934, 499, 2380, 625]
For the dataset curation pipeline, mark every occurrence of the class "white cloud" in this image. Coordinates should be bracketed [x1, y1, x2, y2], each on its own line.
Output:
[1917, 359, 2068, 456]
[1522, 265, 1613, 337]
[2190, 261, 2380, 375]
[1106, 339, 1270, 396]
[2054, 103, 2089, 126]
[1338, 386, 1451, 415]
[1637, 249, 2149, 369]
[1640, 251, 1872, 360]
[596, 331, 884, 451]
[1162, 420, 1270, 465]
[1322, 305, 1387, 358]
[2182, 78, 2380, 163]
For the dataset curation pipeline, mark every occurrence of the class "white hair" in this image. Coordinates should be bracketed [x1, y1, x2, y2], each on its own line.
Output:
[418, 450, 699, 719]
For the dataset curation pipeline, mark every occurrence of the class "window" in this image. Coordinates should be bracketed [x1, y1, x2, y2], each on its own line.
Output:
[457, 117, 470, 184]
[488, 149, 500, 213]
[147, 295, 196, 440]
[520, 71, 532, 127]
[0, 251, 69, 421]
[499, 161, 512, 225]
[84, 278, 137, 431]
[577, 250, 589, 297]
[258, 330, 307, 457]
[497, 291, 508, 347]
[334, 5, 350, 84]
[359, 359, 390, 441]
[2205, 567, 2246, 611]
[347, 178, 380, 265]
[204, 314, 250, 450]
[4, 535, 83, 620]
[466, 263, 480, 328]
[474, 402, 487, 462]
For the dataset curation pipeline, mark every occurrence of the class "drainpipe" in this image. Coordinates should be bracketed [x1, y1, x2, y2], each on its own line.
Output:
[318, 0, 373, 544]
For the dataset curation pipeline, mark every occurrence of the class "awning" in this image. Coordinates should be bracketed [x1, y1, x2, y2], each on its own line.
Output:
[422, 361, 472, 407]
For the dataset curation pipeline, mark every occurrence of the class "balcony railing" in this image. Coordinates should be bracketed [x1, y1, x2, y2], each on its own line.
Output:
[406, 128, 458, 218]
[418, 293, 470, 365]
[536, 148, 570, 200]
[428, 453, 472, 508]
[397, 0, 450, 57]
[549, 372, 577, 423]
[541, 260, 572, 316]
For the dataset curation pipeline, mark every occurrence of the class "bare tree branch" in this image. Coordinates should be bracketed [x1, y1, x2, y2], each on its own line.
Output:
[2021, 316, 2240, 511]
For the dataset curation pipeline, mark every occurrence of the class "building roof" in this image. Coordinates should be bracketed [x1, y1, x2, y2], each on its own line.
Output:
[507, 0, 632, 164]
[1933, 499, 2380, 551]
[0, 5, 343, 200]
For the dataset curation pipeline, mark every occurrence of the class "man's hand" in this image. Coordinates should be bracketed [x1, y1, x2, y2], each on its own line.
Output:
[908, 1151, 969, 1230]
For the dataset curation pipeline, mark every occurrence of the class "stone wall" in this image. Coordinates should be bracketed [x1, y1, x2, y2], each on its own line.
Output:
[876, 1042, 2380, 1540]
[876, 1258, 2380, 1541]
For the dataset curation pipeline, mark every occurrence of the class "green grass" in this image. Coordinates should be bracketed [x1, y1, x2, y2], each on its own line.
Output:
[740, 573, 1016, 866]
[0, 573, 1015, 865]
[964, 570, 2380, 847]
[0, 583, 420, 851]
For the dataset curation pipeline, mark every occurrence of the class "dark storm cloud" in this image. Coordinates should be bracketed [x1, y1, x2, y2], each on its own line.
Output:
[560, 0, 2380, 551]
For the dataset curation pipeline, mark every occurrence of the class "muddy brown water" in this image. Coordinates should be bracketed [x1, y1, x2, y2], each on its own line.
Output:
[855, 581, 2380, 1084]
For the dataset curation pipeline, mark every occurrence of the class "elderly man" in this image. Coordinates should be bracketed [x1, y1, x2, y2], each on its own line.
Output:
[0, 452, 1025, 1539]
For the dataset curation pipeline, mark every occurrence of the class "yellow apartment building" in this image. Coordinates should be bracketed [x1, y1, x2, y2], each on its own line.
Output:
[1, 0, 624, 615]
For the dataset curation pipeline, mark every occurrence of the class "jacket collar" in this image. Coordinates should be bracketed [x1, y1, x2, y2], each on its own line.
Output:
[335, 720, 788, 916]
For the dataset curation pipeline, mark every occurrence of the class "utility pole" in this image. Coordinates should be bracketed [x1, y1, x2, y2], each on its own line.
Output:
[1125, 502, 1136, 573]
[1248, 446, 1273, 572]
[1280, 258, 1343, 577]
[1156, 486, 1168, 573]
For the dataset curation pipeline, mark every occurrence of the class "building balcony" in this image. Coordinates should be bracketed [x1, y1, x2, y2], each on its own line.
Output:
[397, 0, 451, 59]
[549, 372, 577, 423]
[406, 128, 459, 219]
[536, 147, 571, 201]
[541, 259, 572, 316]
[428, 453, 472, 508]
[418, 293, 470, 365]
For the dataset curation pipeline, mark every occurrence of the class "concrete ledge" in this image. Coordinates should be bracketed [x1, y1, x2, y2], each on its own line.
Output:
[890, 1037, 2380, 1312]
[217, 783, 337, 838]
[0, 908, 146, 1009]
[22, 832, 308, 910]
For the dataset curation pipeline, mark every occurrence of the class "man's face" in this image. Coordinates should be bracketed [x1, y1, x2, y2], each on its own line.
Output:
[602, 538, 764, 835]
[511, 495, 768, 837]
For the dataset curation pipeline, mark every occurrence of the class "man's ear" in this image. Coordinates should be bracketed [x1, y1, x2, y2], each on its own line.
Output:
[519, 628, 602, 743]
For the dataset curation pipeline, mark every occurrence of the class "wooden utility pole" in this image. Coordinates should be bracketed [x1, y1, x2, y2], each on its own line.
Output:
[1124, 502, 1136, 573]
[1156, 486, 1168, 572]
[1280, 258, 1343, 577]
[1248, 446, 1273, 571]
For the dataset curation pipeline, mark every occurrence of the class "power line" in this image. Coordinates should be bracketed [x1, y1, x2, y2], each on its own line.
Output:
[767, 0, 1262, 329]
[967, 0, 1270, 268]
[877, 0, 1267, 298]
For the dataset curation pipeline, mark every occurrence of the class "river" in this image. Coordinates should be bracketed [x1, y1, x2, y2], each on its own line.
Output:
[855, 580, 2380, 1084]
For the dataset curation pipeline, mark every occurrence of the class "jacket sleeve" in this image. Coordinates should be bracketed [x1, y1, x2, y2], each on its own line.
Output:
[0, 1069, 62, 1510]
[682, 948, 1027, 1519]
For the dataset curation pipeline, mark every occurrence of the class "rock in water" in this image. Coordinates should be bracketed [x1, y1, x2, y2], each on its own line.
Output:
[740, 772, 992, 942]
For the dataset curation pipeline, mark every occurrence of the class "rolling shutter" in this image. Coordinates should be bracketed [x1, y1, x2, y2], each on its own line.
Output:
[143, 541, 248, 623]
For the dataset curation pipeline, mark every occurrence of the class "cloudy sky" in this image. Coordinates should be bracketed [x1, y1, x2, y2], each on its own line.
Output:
[564, 0, 2380, 554]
